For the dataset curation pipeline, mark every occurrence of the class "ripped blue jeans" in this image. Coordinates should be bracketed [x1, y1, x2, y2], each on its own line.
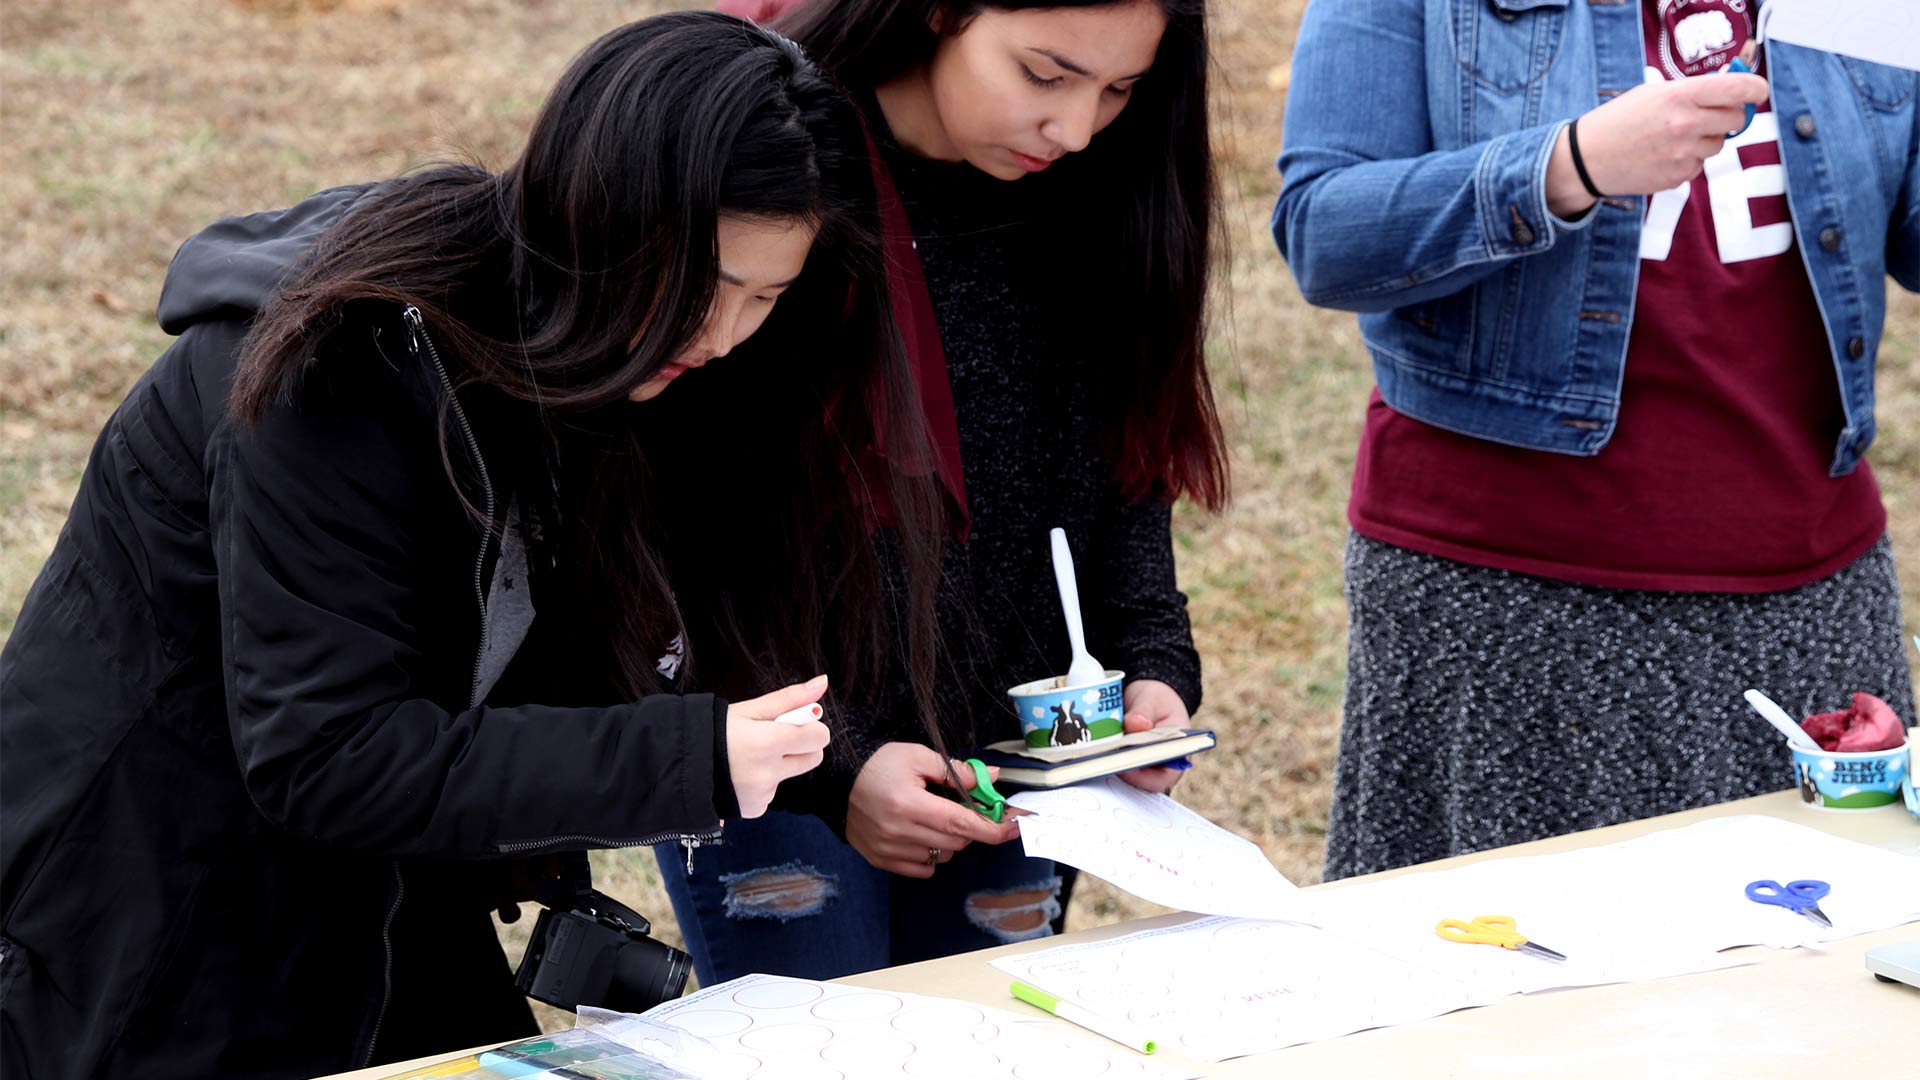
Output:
[653, 810, 1065, 985]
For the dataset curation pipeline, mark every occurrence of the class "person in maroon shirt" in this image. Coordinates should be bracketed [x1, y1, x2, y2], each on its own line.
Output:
[1351, 8, 1883, 593]
[1280, 0, 1919, 878]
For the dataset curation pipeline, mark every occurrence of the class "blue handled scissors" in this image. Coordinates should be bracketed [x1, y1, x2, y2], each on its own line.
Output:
[1723, 57, 1757, 138]
[1745, 879, 1833, 928]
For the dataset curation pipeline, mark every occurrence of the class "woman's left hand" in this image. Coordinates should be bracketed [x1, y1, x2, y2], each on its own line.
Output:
[1116, 678, 1192, 793]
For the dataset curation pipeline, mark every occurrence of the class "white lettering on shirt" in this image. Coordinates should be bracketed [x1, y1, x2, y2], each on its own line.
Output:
[1637, 65, 1793, 264]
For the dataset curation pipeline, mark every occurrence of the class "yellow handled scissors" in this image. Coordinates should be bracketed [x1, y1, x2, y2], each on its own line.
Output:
[1435, 914, 1568, 963]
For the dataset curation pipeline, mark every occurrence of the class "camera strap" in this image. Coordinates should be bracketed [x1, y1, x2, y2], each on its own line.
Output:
[533, 880, 653, 937]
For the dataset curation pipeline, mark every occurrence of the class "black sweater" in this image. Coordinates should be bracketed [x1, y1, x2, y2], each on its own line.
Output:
[830, 105, 1203, 782]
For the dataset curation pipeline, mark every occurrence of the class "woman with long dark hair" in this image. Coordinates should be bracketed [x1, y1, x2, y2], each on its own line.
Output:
[0, 13, 941, 1077]
[663, 0, 1228, 980]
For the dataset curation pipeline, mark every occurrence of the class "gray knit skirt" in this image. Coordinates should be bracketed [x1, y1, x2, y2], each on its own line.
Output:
[1325, 532, 1915, 880]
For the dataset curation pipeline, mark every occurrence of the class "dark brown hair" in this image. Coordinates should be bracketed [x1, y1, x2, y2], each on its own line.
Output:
[780, 0, 1230, 510]
[230, 12, 945, 724]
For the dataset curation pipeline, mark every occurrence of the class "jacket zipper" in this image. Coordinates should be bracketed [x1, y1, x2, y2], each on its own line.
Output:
[679, 834, 710, 876]
[403, 304, 497, 711]
[495, 827, 723, 861]
[361, 863, 406, 1066]
[368, 306, 493, 1067]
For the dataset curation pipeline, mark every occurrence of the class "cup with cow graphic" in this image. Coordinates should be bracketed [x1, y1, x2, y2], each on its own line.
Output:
[1008, 671, 1126, 749]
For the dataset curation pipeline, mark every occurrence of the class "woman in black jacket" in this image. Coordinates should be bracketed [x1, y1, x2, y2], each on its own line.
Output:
[0, 13, 943, 1078]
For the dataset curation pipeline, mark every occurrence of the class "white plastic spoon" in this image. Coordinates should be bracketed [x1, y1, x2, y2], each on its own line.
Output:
[1744, 689, 1822, 752]
[1048, 527, 1107, 688]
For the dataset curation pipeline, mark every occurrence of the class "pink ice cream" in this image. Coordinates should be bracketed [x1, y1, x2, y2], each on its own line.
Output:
[1801, 693, 1907, 753]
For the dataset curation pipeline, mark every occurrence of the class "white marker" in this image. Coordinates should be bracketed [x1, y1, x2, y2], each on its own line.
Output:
[773, 703, 823, 726]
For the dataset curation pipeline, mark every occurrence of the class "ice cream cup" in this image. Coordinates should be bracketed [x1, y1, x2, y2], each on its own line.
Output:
[1008, 670, 1125, 749]
[1789, 739, 1909, 811]
[1904, 731, 1920, 821]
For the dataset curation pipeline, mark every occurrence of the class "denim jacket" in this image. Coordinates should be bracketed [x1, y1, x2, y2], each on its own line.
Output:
[1271, 0, 1920, 474]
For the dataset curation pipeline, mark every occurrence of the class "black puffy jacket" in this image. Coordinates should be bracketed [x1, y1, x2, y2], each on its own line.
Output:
[0, 186, 733, 1078]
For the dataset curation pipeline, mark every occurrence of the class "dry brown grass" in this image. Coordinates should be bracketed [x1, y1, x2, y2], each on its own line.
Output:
[5, 0, 1918, 1022]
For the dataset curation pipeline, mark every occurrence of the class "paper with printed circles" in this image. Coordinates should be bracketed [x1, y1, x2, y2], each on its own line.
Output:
[1008, 776, 1310, 923]
[991, 917, 1500, 1062]
[642, 974, 1197, 1079]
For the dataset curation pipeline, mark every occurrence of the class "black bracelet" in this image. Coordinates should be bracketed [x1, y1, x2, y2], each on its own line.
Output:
[1567, 117, 1605, 200]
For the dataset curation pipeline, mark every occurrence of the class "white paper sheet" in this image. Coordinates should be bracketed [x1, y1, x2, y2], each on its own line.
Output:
[992, 917, 1500, 1062]
[1762, 0, 1920, 72]
[1297, 815, 1920, 994]
[1008, 776, 1309, 922]
[1296, 856, 1750, 996]
[643, 974, 1197, 1079]
[1575, 815, 1920, 950]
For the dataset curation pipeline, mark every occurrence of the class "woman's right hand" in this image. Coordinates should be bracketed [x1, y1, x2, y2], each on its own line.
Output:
[1546, 68, 1771, 217]
[846, 742, 1022, 878]
[726, 675, 833, 819]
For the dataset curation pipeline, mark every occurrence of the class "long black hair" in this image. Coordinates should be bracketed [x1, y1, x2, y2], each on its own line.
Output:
[780, 0, 1229, 511]
[231, 12, 945, 720]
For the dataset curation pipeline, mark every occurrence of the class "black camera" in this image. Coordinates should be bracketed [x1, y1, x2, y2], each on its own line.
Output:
[512, 887, 692, 1014]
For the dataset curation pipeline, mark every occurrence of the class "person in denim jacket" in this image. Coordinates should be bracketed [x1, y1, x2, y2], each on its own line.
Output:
[1273, 0, 1920, 878]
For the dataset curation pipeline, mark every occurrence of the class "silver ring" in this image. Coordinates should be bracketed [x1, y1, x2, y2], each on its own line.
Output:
[926, 847, 941, 865]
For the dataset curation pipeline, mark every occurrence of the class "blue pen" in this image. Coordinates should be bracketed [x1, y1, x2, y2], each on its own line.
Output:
[1725, 56, 1756, 138]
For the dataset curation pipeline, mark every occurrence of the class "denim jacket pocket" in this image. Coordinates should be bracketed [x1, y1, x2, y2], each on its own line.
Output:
[1388, 289, 1481, 379]
[1455, 0, 1572, 93]
[1838, 56, 1915, 110]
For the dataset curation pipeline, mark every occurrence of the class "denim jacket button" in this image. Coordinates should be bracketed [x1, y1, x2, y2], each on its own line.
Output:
[1847, 336, 1866, 360]
[1818, 227, 1841, 252]
[1793, 113, 1817, 139]
[1508, 206, 1535, 247]
[1488, 0, 1517, 21]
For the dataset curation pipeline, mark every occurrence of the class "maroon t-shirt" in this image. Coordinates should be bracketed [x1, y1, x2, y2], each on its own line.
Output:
[1347, 0, 1883, 593]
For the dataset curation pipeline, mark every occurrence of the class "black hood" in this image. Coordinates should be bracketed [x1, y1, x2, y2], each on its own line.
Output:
[155, 182, 381, 335]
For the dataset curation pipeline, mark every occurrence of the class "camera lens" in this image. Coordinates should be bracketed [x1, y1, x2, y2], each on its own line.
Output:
[602, 934, 693, 1013]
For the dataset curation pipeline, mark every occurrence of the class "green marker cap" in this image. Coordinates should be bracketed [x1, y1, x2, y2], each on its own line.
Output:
[1009, 980, 1062, 1012]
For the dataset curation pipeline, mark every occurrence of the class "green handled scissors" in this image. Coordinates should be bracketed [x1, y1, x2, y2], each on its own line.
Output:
[960, 758, 1008, 823]
[1435, 914, 1569, 963]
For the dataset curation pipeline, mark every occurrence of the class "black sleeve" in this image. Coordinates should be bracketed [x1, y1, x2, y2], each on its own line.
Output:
[710, 695, 740, 821]
[208, 352, 725, 857]
[1087, 490, 1203, 714]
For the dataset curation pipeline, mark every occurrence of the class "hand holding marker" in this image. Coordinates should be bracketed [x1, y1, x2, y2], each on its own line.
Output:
[725, 676, 831, 818]
[775, 702, 824, 725]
